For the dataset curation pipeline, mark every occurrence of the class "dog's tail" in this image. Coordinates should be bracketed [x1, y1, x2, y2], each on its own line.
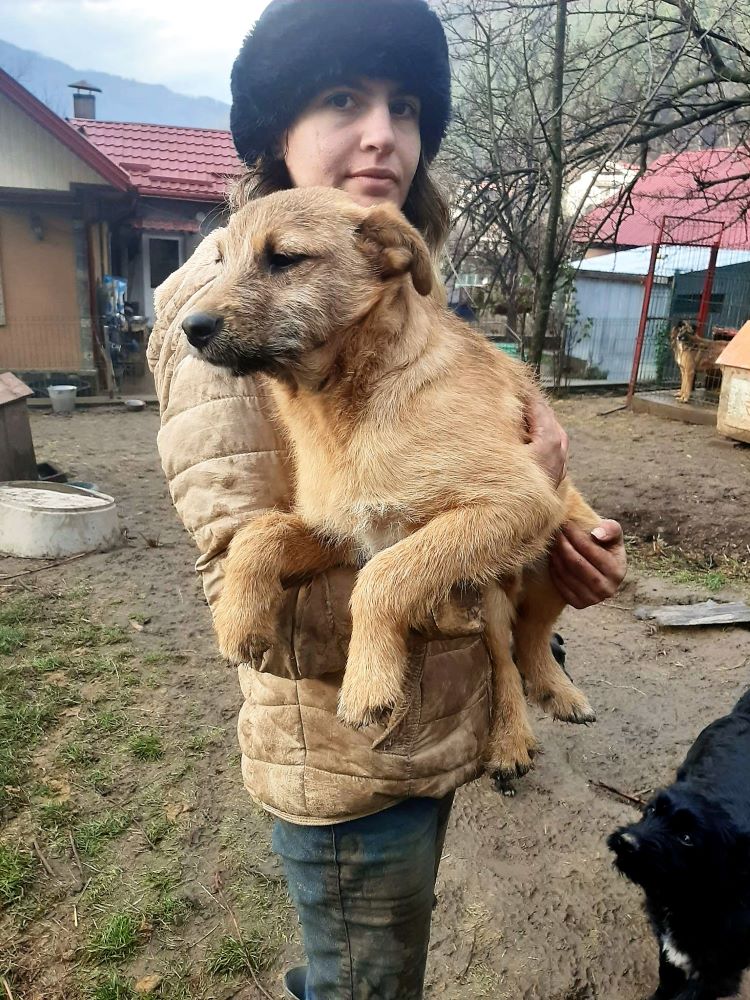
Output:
[733, 689, 750, 717]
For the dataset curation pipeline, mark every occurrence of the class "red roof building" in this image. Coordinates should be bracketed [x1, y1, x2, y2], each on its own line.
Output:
[576, 149, 750, 251]
[68, 119, 241, 201]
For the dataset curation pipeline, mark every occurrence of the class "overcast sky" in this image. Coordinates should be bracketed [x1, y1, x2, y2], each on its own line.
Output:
[0, 0, 273, 102]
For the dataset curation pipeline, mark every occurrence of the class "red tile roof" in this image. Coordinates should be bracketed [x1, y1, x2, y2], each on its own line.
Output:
[68, 119, 242, 202]
[0, 69, 130, 191]
[576, 149, 750, 249]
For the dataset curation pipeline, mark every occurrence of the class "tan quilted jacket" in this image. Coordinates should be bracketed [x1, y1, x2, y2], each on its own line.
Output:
[147, 228, 492, 825]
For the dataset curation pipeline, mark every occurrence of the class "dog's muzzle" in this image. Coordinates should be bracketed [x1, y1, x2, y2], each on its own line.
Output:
[182, 311, 224, 348]
[607, 829, 639, 859]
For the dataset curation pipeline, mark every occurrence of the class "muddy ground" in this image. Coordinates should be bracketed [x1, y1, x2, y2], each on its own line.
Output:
[2, 396, 749, 999]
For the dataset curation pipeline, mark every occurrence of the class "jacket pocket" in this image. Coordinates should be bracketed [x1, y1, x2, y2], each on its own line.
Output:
[370, 638, 427, 757]
[258, 572, 486, 686]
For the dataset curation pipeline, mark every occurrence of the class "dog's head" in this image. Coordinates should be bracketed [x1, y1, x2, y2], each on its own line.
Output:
[180, 187, 433, 378]
[671, 319, 697, 345]
[607, 784, 748, 898]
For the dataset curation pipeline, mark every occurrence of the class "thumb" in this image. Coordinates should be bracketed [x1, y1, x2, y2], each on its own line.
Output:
[591, 519, 623, 545]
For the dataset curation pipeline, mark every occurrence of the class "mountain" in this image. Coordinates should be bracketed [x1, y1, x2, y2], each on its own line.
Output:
[0, 38, 230, 128]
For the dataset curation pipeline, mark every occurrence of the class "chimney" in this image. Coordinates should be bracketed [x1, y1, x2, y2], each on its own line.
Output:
[68, 80, 102, 120]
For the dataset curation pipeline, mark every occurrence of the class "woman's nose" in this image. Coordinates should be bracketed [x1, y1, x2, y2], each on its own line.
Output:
[359, 104, 396, 154]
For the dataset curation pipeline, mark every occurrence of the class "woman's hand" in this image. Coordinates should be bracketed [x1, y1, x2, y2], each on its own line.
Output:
[525, 396, 569, 487]
[524, 396, 627, 608]
[549, 520, 627, 609]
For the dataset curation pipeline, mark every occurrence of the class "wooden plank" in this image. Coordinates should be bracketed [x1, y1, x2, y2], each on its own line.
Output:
[0, 372, 34, 406]
[635, 600, 750, 627]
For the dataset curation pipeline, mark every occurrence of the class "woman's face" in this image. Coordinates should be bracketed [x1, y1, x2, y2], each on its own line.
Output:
[283, 77, 421, 210]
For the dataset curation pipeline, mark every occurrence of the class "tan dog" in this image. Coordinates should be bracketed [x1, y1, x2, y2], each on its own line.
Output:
[670, 319, 726, 403]
[181, 187, 599, 779]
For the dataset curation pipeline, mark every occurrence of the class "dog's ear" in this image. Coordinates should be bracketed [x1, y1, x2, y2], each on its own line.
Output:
[355, 205, 433, 297]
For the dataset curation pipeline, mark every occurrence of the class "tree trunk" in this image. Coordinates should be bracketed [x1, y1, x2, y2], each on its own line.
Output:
[529, 0, 567, 373]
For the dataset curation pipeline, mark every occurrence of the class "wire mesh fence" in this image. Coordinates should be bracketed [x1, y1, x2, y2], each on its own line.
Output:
[557, 216, 750, 395]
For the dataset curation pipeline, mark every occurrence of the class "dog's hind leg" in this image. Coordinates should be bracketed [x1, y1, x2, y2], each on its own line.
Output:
[482, 581, 539, 782]
[513, 562, 596, 724]
[213, 511, 344, 663]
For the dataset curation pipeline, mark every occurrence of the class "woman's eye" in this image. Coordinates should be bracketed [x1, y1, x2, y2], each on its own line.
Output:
[327, 92, 355, 110]
[391, 99, 419, 119]
[268, 252, 308, 274]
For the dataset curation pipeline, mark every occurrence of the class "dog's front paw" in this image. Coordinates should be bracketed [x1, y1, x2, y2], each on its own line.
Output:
[336, 638, 406, 729]
[213, 597, 278, 664]
[337, 674, 398, 729]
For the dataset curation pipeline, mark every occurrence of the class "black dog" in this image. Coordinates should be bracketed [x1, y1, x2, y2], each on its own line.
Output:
[608, 690, 750, 1000]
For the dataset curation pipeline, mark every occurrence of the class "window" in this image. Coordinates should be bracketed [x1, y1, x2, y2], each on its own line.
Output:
[149, 238, 181, 288]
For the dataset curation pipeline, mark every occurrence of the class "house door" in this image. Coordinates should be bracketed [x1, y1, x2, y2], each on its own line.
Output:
[142, 235, 183, 322]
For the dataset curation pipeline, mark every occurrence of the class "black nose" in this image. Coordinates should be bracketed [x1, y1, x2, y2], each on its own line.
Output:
[182, 311, 223, 347]
[608, 830, 637, 856]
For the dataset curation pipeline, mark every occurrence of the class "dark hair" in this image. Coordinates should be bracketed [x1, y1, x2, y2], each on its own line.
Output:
[227, 153, 451, 257]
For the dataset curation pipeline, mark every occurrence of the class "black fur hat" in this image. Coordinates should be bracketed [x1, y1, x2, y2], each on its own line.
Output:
[230, 0, 451, 165]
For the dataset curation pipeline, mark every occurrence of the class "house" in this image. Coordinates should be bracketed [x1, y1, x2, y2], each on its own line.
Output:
[0, 67, 130, 392]
[68, 117, 239, 324]
[0, 69, 241, 393]
[574, 149, 750, 255]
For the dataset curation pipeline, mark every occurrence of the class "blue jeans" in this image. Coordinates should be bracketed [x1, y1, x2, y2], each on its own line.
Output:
[272, 794, 454, 1000]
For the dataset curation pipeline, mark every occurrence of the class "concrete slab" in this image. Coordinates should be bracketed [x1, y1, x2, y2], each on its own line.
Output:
[631, 389, 717, 426]
[27, 395, 158, 409]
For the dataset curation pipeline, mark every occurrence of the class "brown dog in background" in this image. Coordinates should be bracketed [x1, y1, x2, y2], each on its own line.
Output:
[181, 187, 599, 780]
[670, 319, 726, 403]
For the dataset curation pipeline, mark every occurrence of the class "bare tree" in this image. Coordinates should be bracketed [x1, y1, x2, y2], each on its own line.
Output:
[439, 0, 750, 371]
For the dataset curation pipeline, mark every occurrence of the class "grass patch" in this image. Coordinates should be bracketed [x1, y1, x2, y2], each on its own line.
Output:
[86, 911, 142, 962]
[81, 866, 125, 907]
[129, 732, 164, 761]
[184, 728, 224, 756]
[79, 972, 135, 1000]
[0, 591, 131, 816]
[74, 811, 130, 857]
[627, 540, 750, 594]
[0, 624, 27, 654]
[85, 763, 118, 795]
[58, 738, 98, 767]
[30, 652, 71, 673]
[88, 708, 129, 735]
[205, 932, 276, 978]
[144, 815, 175, 847]
[0, 667, 78, 814]
[0, 842, 37, 907]
[37, 799, 76, 831]
[143, 648, 187, 667]
[62, 617, 127, 649]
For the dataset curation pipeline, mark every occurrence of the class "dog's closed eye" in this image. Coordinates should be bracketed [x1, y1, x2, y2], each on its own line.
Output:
[267, 251, 311, 274]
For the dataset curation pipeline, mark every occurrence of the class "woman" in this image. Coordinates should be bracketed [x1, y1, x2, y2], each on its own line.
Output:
[148, 2, 626, 997]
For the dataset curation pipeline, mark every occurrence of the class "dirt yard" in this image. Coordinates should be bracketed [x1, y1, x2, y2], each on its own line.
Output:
[1, 396, 749, 1000]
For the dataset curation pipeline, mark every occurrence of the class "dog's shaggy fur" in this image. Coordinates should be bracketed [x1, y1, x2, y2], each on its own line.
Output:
[182, 186, 600, 778]
[608, 690, 750, 999]
[670, 320, 726, 404]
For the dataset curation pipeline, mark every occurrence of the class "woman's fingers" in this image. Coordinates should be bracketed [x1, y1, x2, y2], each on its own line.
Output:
[549, 520, 627, 609]
[525, 397, 569, 486]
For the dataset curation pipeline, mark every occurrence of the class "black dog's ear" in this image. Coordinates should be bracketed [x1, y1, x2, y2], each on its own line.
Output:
[355, 205, 433, 297]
